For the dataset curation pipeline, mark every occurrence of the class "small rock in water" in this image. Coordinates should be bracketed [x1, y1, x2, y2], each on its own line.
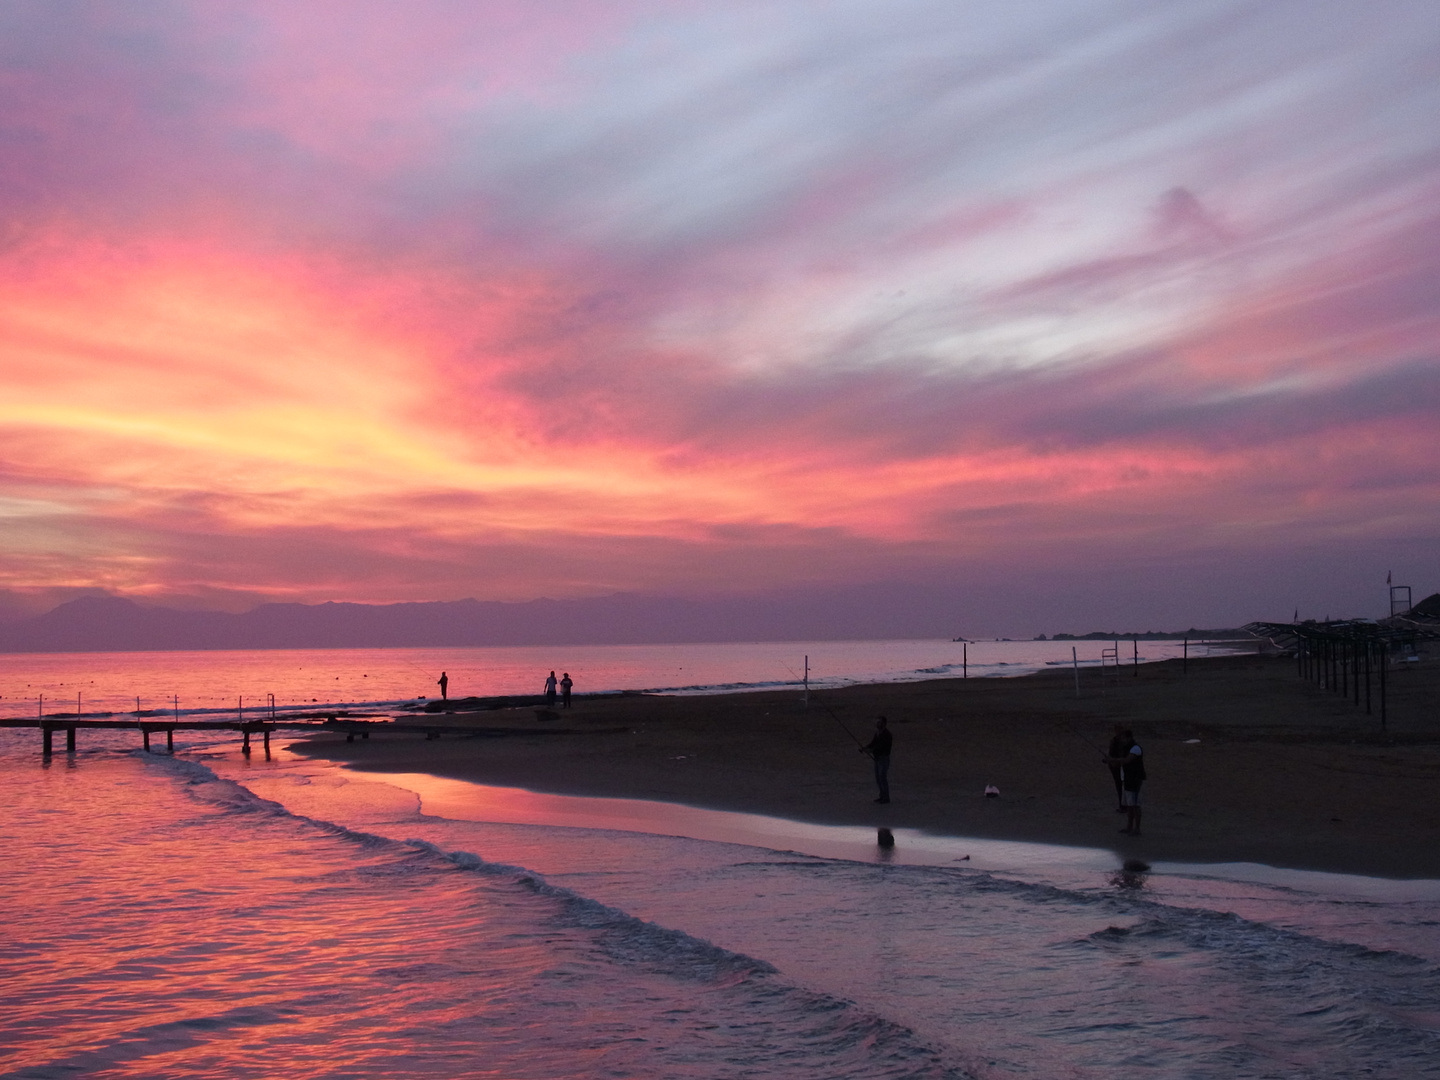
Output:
[984, 785, 1000, 798]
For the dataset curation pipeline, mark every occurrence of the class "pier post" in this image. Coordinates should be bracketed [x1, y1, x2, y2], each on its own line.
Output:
[143, 728, 151, 752]
[242, 729, 251, 754]
[42, 725, 53, 756]
[66, 726, 76, 753]
[167, 728, 174, 752]
[263, 728, 270, 753]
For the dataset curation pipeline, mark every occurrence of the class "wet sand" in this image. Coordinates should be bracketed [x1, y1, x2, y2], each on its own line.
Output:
[291, 653, 1440, 879]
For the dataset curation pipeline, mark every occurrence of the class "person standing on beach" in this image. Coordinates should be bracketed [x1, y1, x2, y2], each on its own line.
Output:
[861, 716, 892, 804]
[544, 671, 558, 707]
[437, 671, 449, 701]
[1106, 724, 1129, 812]
[1106, 729, 1145, 835]
[560, 673, 573, 708]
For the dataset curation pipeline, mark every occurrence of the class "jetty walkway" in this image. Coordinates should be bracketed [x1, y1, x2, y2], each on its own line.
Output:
[0, 714, 560, 757]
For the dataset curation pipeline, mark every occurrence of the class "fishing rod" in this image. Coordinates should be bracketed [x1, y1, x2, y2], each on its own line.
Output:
[393, 654, 450, 699]
[1062, 716, 1113, 765]
[782, 662, 867, 749]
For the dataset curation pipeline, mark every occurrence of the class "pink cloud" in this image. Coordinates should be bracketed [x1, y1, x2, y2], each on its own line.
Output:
[0, 1, 1438, 627]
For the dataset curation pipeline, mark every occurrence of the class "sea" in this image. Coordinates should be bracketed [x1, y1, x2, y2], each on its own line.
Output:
[0, 638, 1233, 720]
[3, 640, 1438, 1079]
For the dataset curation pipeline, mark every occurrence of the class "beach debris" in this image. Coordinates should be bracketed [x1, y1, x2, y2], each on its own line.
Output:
[1183, 738, 1201, 744]
[877, 828, 895, 849]
[984, 785, 1000, 798]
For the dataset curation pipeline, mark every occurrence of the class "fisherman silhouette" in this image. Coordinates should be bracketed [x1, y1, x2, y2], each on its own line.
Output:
[1105, 729, 1146, 836]
[544, 670, 558, 707]
[437, 671, 448, 701]
[860, 716, 892, 803]
[560, 672, 573, 708]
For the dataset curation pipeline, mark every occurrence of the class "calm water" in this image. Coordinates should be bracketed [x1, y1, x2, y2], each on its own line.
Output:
[4, 728, 1439, 1077]
[7, 640, 1434, 1079]
[0, 638, 1237, 718]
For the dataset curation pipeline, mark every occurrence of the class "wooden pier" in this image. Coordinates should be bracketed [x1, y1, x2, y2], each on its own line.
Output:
[0, 714, 580, 757]
[0, 717, 307, 757]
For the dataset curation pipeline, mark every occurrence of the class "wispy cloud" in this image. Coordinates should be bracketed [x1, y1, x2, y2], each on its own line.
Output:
[0, 0, 1437, 626]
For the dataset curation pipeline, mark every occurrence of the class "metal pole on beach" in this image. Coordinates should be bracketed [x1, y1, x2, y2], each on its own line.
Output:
[1364, 643, 1372, 715]
[1353, 645, 1360, 706]
[1133, 639, 1139, 676]
[1183, 637, 1188, 675]
[963, 642, 967, 678]
[803, 656, 809, 707]
[1072, 647, 1080, 697]
[1379, 643, 1387, 732]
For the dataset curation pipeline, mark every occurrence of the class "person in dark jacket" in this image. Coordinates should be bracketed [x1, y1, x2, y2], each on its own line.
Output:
[861, 716, 893, 804]
[1106, 729, 1146, 836]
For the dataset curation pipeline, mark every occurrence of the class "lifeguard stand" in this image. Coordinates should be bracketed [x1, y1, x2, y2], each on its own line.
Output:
[1390, 585, 1413, 617]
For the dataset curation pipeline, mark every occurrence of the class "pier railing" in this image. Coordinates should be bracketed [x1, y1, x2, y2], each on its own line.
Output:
[1, 709, 595, 758]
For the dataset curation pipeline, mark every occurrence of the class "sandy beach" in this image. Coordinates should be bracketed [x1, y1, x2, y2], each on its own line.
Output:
[291, 653, 1440, 879]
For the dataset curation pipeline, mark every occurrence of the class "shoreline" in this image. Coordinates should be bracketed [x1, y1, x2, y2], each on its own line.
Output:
[289, 653, 1440, 879]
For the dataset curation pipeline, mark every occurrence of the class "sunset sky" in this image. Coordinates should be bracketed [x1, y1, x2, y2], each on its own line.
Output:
[2, 0, 1438, 634]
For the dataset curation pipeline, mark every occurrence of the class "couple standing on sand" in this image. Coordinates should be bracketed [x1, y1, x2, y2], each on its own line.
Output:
[544, 671, 573, 708]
